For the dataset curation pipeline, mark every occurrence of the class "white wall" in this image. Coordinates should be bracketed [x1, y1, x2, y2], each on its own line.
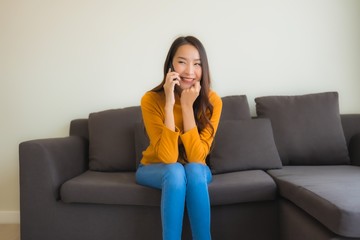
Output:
[1, 0, 360, 222]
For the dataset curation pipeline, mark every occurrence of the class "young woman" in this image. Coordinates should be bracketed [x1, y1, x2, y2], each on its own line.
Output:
[136, 36, 222, 240]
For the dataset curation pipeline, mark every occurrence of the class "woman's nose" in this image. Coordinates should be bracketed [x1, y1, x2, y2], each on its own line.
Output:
[185, 64, 194, 74]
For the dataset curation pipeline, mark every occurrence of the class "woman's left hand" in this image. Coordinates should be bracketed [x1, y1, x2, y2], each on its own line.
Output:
[180, 81, 201, 108]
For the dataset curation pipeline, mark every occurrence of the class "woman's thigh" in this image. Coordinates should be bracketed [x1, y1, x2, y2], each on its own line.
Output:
[136, 163, 185, 189]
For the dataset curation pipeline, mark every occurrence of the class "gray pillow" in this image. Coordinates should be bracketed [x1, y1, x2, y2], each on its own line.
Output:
[210, 119, 282, 174]
[88, 107, 142, 171]
[221, 95, 251, 121]
[255, 92, 350, 165]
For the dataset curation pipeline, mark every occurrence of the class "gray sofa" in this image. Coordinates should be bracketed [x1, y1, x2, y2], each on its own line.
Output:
[19, 92, 360, 240]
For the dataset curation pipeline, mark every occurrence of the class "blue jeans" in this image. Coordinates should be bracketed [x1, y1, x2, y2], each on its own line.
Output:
[136, 162, 212, 240]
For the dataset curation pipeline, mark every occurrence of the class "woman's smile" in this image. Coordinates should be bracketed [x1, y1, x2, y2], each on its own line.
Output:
[180, 77, 195, 82]
[179, 77, 196, 89]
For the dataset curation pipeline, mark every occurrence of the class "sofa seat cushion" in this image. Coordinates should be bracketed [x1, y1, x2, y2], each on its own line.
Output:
[61, 171, 161, 206]
[61, 170, 277, 206]
[268, 165, 360, 238]
[209, 170, 278, 205]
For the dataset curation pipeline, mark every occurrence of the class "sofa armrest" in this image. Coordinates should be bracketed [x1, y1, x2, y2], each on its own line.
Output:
[341, 114, 360, 166]
[349, 133, 360, 166]
[341, 114, 360, 145]
[19, 136, 88, 202]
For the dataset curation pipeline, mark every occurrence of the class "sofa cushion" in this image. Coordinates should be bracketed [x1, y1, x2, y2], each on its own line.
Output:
[210, 119, 282, 174]
[268, 165, 360, 238]
[255, 92, 350, 165]
[60, 170, 277, 206]
[209, 170, 277, 205]
[220, 95, 251, 121]
[88, 107, 142, 171]
[61, 171, 161, 206]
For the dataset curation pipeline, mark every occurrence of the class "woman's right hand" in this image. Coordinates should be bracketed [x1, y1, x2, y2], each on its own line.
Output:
[163, 68, 180, 107]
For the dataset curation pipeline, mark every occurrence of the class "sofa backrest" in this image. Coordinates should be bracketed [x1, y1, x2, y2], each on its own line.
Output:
[70, 114, 360, 152]
[255, 92, 350, 166]
[70, 95, 253, 172]
[69, 93, 359, 171]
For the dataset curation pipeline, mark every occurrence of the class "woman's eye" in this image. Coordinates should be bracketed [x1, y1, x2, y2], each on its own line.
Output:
[195, 63, 202, 67]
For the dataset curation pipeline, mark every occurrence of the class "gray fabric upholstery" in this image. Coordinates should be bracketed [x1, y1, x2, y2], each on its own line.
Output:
[349, 133, 360, 166]
[211, 202, 280, 240]
[88, 107, 142, 171]
[255, 92, 350, 165]
[61, 170, 277, 206]
[209, 170, 277, 205]
[61, 171, 161, 206]
[340, 114, 360, 166]
[220, 95, 251, 121]
[210, 119, 282, 174]
[340, 114, 360, 145]
[268, 165, 360, 238]
[70, 119, 89, 140]
[279, 199, 357, 240]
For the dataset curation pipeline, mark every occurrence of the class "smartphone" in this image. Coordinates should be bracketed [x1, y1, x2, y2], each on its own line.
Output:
[169, 62, 175, 72]
[169, 62, 181, 91]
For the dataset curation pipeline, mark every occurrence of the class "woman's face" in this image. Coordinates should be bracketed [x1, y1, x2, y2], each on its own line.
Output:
[172, 44, 202, 90]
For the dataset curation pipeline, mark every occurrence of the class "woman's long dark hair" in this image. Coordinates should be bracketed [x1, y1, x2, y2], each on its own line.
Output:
[151, 36, 214, 137]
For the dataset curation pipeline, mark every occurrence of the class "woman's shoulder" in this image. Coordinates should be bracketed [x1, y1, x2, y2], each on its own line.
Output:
[208, 90, 222, 106]
[141, 91, 165, 105]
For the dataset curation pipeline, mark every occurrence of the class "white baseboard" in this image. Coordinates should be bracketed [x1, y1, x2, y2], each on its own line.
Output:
[0, 211, 20, 224]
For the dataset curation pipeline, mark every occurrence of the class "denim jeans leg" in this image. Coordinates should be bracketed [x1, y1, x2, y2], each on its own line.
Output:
[184, 163, 212, 240]
[136, 163, 186, 240]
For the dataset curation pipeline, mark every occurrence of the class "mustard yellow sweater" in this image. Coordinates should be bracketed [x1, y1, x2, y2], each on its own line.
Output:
[140, 90, 222, 165]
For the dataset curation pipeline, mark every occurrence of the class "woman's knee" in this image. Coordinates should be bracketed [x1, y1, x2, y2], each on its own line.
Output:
[162, 163, 186, 187]
[184, 163, 211, 184]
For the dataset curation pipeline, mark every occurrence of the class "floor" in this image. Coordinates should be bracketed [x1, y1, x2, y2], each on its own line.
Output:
[0, 224, 20, 240]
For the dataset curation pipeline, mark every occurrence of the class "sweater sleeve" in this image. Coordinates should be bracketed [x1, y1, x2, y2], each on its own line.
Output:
[141, 92, 180, 164]
[180, 92, 223, 164]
